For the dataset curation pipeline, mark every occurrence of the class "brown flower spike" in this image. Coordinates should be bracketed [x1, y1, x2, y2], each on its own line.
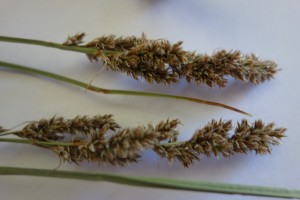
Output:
[64, 33, 279, 87]
[3, 115, 286, 167]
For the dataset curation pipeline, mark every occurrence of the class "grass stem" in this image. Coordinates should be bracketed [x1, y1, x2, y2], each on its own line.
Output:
[0, 61, 251, 116]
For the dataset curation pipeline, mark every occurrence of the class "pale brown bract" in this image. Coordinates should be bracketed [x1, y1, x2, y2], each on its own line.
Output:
[64, 33, 279, 87]
[6, 115, 286, 167]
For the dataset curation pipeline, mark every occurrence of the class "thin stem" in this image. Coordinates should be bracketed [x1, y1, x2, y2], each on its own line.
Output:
[0, 61, 251, 116]
[0, 35, 119, 56]
[0, 138, 78, 147]
[0, 166, 299, 199]
[0, 61, 105, 92]
[0, 131, 19, 137]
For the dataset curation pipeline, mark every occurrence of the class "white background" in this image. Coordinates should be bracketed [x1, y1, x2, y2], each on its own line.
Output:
[0, 0, 299, 199]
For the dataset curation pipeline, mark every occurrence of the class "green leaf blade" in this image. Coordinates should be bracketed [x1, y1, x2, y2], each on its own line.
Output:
[0, 166, 299, 199]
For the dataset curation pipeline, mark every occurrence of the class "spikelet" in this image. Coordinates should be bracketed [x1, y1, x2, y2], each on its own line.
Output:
[18, 115, 119, 141]
[155, 119, 286, 167]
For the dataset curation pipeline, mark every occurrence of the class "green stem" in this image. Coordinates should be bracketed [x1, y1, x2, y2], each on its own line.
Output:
[0, 61, 251, 116]
[0, 35, 118, 56]
[0, 130, 22, 136]
[0, 166, 299, 199]
[0, 138, 77, 147]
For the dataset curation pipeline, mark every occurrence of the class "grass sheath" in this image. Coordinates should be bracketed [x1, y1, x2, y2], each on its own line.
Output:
[0, 61, 251, 116]
[0, 166, 299, 199]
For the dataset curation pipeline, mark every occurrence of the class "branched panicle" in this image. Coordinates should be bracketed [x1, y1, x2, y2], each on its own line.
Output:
[65, 33, 279, 87]
[15, 116, 180, 166]
[6, 115, 285, 167]
[51, 121, 178, 166]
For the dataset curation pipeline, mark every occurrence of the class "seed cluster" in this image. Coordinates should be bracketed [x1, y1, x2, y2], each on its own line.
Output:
[0, 34, 286, 170]
[11, 115, 285, 167]
[65, 33, 279, 87]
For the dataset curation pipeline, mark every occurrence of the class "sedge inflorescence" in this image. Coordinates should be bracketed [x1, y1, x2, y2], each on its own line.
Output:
[64, 33, 279, 87]
[3, 115, 285, 167]
[0, 34, 285, 168]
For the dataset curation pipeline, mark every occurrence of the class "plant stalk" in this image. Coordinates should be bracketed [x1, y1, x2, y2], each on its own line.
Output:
[0, 166, 299, 199]
[0, 61, 251, 116]
[0, 35, 118, 55]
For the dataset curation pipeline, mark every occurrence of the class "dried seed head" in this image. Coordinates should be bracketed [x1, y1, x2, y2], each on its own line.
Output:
[9, 115, 286, 167]
[70, 33, 279, 87]
[16, 116, 179, 166]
